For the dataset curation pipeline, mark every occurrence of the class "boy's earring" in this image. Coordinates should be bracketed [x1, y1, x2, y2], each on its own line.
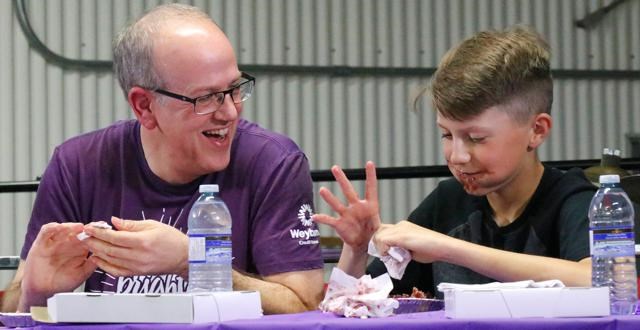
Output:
[527, 146, 534, 152]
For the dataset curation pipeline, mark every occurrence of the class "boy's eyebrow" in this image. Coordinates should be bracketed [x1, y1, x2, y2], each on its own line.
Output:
[438, 124, 492, 134]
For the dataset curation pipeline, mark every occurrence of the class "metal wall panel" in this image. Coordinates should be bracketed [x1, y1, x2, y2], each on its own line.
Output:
[1, 0, 639, 288]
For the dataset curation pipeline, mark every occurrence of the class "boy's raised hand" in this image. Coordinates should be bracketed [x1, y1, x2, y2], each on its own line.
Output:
[312, 161, 382, 253]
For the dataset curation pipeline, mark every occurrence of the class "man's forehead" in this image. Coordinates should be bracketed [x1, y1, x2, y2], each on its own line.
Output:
[172, 26, 210, 38]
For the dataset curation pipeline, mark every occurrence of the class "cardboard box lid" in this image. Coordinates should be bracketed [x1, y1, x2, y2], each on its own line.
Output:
[443, 287, 610, 318]
[43, 291, 262, 324]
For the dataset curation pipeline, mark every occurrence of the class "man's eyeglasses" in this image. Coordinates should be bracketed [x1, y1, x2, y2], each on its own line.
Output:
[154, 72, 255, 115]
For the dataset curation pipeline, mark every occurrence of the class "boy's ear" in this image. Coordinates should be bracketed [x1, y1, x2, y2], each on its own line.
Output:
[129, 87, 158, 130]
[528, 113, 552, 151]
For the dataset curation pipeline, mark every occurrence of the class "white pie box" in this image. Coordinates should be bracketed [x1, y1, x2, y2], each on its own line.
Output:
[44, 291, 262, 323]
[442, 287, 610, 318]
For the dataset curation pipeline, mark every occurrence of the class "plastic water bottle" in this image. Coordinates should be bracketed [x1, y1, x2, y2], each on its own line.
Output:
[589, 174, 637, 315]
[187, 184, 233, 292]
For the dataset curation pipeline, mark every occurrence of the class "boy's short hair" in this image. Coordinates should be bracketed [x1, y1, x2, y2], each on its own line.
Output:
[430, 25, 552, 123]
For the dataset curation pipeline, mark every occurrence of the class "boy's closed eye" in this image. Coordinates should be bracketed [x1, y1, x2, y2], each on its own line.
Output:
[440, 133, 452, 140]
[468, 136, 486, 143]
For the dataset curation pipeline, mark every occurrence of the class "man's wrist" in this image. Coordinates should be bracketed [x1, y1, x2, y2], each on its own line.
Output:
[19, 269, 53, 312]
[178, 268, 188, 280]
[177, 256, 189, 279]
[17, 289, 47, 313]
[178, 234, 189, 279]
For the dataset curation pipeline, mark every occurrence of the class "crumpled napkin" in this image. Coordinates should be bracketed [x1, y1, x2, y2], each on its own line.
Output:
[76, 221, 113, 241]
[319, 267, 399, 318]
[367, 239, 411, 279]
[437, 279, 565, 292]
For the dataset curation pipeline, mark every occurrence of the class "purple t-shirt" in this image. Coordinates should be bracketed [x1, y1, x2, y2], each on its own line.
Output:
[21, 119, 323, 293]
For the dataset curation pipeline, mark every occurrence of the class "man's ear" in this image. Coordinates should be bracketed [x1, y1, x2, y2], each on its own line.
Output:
[129, 87, 157, 130]
[528, 113, 552, 151]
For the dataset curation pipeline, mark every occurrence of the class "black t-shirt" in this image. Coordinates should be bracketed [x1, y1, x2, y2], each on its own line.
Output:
[368, 167, 599, 298]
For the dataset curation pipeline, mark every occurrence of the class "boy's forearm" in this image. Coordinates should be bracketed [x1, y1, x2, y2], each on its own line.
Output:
[337, 245, 369, 278]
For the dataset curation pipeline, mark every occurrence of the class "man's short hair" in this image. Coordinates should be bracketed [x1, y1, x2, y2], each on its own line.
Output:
[430, 25, 553, 123]
[112, 3, 213, 98]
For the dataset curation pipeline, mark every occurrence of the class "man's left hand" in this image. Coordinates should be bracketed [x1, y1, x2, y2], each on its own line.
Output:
[83, 216, 188, 278]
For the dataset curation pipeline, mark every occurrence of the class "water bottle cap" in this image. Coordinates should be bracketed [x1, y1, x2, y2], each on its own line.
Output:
[199, 184, 219, 193]
[599, 174, 620, 184]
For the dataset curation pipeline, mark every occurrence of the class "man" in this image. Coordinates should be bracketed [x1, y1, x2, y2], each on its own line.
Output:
[2, 4, 323, 314]
[314, 26, 596, 298]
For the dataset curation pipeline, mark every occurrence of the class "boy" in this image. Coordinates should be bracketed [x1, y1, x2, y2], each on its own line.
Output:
[313, 26, 596, 298]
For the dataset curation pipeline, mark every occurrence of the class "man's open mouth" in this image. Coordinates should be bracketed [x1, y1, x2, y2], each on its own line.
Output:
[203, 128, 229, 141]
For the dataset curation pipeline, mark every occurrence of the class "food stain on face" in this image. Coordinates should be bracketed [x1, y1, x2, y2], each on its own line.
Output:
[459, 172, 478, 191]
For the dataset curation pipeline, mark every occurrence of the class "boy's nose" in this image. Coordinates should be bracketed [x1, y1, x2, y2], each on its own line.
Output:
[449, 140, 471, 164]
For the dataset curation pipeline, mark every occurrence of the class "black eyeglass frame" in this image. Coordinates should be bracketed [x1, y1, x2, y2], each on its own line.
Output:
[153, 72, 255, 115]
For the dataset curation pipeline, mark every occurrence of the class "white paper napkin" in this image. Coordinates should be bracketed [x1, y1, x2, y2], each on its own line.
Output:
[76, 221, 113, 241]
[437, 279, 565, 292]
[367, 240, 411, 280]
[319, 268, 399, 318]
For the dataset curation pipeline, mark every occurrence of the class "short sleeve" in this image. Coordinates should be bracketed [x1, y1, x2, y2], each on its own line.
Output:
[20, 147, 83, 259]
[249, 151, 323, 275]
[557, 190, 596, 261]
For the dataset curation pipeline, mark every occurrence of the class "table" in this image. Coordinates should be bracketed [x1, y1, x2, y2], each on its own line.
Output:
[7, 310, 640, 330]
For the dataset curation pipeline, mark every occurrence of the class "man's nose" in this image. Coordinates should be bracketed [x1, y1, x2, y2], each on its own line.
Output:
[213, 94, 239, 120]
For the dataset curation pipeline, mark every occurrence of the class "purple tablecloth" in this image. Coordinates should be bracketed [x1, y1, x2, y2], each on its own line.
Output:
[6, 310, 640, 330]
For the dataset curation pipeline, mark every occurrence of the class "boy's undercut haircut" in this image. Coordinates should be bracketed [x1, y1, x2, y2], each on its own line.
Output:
[430, 25, 553, 124]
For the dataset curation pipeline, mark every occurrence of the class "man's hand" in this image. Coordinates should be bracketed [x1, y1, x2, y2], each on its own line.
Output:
[83, 216, 188, 278]
[312, 161, 381, 253]
[19, 222, 97, 311]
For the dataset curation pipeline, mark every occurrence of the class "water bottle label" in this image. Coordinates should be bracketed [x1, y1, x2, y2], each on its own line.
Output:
[188, 234, 232, 264]
[590, 227, 636, 257]
[188, 236, 206, 263]
[204, 238, 232, 263]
